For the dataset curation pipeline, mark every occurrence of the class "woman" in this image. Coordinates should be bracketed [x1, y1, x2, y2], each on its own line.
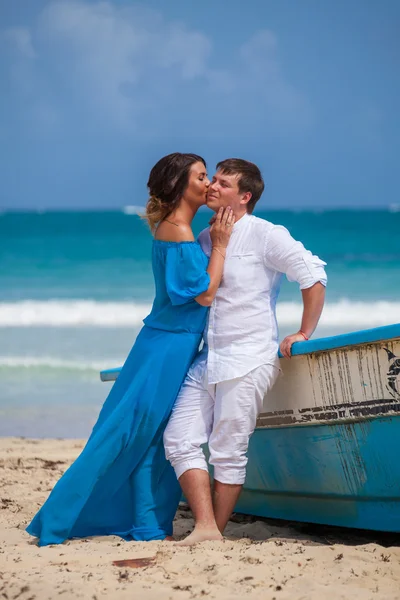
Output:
[26, 153, 233, 545]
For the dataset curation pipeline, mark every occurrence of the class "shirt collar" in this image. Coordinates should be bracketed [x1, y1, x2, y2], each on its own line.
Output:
[233, 212, 251, 231]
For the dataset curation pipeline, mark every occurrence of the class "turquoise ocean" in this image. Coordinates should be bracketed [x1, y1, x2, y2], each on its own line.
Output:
[1, 209, 399, 438]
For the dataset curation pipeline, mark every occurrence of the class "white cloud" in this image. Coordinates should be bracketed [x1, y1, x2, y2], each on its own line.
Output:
[1, 1, 312, 135]
[240, 30, 279, 77]
[35, 1, 212, 129]
[237, 30, 313, 130]
[2, 26, 36, 59]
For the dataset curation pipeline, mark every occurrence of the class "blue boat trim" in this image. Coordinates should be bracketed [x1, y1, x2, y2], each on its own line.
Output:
[100, 323, 400, 381]
[280, 322, 400, 358]
[100, 367, 121, 382]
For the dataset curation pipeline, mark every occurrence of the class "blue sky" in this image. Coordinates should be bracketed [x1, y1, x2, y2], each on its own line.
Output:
[1, 0, 399, 209]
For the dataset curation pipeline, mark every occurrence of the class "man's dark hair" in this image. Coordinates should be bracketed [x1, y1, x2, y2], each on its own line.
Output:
[216, 158, 264, 214]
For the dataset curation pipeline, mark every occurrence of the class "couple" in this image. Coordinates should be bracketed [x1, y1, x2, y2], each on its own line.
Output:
[27, 153, 327, 547]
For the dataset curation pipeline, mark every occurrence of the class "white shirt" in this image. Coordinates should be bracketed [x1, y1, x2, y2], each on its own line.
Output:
[188, 213, 327, 385]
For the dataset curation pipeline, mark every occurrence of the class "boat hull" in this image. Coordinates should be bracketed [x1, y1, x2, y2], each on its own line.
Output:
[238, 414, 400, 532]
[235, 324, 400, 532]
[100, 324, 400, 532]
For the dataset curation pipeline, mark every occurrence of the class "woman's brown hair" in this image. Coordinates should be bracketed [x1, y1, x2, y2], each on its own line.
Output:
[145, 153, 206, 233]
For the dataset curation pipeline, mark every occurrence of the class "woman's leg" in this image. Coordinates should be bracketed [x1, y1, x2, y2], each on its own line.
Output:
[127, 425, 182, 540]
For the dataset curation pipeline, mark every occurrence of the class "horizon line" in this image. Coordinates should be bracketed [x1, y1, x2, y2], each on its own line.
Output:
[1, 204, 399, 214]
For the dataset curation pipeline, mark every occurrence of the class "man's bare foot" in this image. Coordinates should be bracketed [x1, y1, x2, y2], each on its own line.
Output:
[163, 536, 174, 542]
[175, 527, 223, 547]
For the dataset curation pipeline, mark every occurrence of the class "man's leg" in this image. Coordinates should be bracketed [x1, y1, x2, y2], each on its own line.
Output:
[163, 376, 222, 545]
[209, 363, 280, 533]
[213, 480, 242, 534]
[176, 469, 222, 545]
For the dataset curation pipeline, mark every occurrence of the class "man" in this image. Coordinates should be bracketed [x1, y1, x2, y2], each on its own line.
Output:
[164, 159, 327, 545]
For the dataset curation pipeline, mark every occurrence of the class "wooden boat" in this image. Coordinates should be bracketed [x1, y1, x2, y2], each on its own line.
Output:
[100, 323, 400, 532]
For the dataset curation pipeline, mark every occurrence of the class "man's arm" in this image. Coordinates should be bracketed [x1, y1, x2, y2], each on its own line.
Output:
[263, 224, 327, 358]
[280, 282, 325, 358]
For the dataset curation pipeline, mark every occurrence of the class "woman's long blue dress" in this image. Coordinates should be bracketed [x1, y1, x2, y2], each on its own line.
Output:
[26, 241, 210, 546]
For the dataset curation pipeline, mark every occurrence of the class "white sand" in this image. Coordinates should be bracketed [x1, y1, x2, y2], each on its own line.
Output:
[1, 437, 399, 600]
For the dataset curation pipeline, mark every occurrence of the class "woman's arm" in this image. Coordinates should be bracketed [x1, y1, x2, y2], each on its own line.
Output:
[196, 207, 233, 307]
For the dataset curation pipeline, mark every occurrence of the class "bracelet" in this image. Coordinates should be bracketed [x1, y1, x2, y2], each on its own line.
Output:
[299, 330, 309, 341]
[212, 246, 226, 259]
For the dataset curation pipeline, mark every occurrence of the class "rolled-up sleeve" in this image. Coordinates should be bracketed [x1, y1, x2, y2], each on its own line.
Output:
[264, 225, 327, 289]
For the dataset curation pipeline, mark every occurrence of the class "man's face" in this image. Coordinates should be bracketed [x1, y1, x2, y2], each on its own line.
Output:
[207, 170, 245, 213]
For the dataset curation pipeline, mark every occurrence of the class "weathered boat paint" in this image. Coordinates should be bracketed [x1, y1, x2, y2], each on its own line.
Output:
[237, 415, 400, 531]
[100, 323, 400, 532]
[258, 331, 400, 429]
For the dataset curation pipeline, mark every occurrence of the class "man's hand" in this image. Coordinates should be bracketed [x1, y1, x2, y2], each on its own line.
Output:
[280, 282, 325, 359]
[280, 332, 307, 359]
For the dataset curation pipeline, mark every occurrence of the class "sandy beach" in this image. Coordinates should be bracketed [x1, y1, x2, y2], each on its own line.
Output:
[1, 437, 399, 600]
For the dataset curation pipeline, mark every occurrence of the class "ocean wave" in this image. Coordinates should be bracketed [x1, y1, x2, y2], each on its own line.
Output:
[0, 300, 152, 327]
[0, 355, 118, 372]
[277, 300, 400, 327]
[122, 205, 146, 215]
[0, 299, 398, 328]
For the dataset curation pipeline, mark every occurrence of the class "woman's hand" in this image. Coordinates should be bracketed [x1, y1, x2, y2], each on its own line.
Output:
[209, 207, 234, 249]
[195, 207, 234, 307]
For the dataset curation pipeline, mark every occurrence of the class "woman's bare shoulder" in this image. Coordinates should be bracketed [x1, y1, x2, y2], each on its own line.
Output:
[155, 220, 195, 242]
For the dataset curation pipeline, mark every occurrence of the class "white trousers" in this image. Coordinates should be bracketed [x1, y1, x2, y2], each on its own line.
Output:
[163, 363, 279, 485]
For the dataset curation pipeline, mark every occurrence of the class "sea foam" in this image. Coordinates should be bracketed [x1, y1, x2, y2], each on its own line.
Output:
[0, 355, 114, 371]
[0, 299, 397, 328]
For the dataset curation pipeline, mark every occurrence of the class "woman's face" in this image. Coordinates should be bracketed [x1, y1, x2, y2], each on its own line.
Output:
[183, 161, 209, 207]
